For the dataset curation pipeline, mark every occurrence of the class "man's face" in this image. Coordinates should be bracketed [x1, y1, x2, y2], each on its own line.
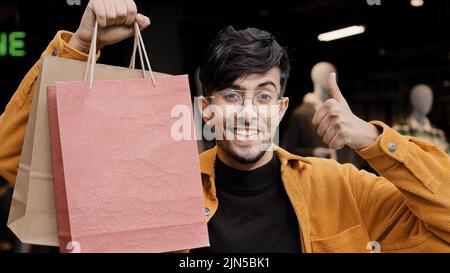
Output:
[201, 67, 289, 164]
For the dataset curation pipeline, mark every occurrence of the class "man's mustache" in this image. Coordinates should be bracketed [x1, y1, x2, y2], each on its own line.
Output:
[224, 118, 265, 133]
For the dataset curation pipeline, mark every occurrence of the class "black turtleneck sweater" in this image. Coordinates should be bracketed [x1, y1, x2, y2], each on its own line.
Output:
[191, 153, 301, 253]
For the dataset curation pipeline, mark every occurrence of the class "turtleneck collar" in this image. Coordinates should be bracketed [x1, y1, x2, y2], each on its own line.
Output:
[214, 153, 280, 195]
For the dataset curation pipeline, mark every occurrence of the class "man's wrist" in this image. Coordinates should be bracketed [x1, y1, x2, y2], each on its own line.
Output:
[359, 123, 381, 150]
[68, 32, 90, 54]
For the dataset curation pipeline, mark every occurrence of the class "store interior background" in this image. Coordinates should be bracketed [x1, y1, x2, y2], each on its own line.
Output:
[1, 0, 449, 136]
[0, 0, 449, 252]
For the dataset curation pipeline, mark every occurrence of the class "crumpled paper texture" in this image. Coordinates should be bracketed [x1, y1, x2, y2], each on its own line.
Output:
[50, 77, 208, 252]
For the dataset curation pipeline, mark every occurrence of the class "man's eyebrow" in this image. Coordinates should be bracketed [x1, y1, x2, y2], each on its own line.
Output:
[227, 81, 277, 91]
[257, 81, 277, 90]
[227, 84, 245, 90]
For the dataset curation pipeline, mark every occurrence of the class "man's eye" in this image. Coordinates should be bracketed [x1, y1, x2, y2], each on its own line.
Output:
[223, 92, 240, 100]
[257, 92, 273, 101]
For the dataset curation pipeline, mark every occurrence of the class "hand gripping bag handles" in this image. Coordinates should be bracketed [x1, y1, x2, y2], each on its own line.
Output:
[46, 22, 209, 252]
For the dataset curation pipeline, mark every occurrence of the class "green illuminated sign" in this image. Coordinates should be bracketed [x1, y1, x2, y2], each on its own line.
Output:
[0, 31, 26, 57]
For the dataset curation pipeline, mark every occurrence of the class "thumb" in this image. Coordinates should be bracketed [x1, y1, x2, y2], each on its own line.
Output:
[136, 14, 151, 30]
[100, 14, 151, 46]
[327, 72, 347, 104]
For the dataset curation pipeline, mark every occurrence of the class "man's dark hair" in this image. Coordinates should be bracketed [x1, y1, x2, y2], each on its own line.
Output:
[199, 26, 290, 97]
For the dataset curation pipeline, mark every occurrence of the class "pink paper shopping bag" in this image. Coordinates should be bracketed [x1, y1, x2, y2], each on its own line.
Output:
[47, 22, 209, 253]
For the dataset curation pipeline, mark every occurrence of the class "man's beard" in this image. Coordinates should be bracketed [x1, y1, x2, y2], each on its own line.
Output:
[216, 140, 270, 164]
[215, 116, 275, 164]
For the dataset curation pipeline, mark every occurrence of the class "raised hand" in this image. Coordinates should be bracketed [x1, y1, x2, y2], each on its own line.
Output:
[69, 0, 151, 53]
[312, 72, 380, 150]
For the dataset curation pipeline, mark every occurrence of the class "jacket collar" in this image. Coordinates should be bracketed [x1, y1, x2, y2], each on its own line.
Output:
[199, 145, 313, 253]
[199, 144, 311, 181]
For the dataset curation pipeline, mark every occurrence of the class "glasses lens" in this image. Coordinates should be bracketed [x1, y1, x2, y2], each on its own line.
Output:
[255, 103, 281, 118]
[254, 92, 281, 118]
[213, 90, 243, 117]
[213, 90, 281, 118]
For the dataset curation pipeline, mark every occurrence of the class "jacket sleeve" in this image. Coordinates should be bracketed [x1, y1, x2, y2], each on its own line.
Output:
[349, 121, 450, 252]
[0, 31, 95, 186]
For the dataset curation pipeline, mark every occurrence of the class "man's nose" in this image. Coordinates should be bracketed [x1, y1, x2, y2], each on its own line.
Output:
[238, 98, 259, 120]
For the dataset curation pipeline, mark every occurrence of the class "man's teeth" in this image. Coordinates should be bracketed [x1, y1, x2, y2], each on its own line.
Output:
[234, 128, 258, 136]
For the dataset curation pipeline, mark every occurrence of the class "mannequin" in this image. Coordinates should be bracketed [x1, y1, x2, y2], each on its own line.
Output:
[411, 84, 433, 125]
[309, 61, 336, 103]
[282, 62, 364, 167]
[393, 84, 449, 154]
[304, 62, 337, 159]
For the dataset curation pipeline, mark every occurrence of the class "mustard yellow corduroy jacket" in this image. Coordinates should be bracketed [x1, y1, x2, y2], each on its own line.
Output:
[0, 32, 449, 253]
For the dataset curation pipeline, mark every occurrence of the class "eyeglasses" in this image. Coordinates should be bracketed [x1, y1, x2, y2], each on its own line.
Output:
[208, 89, 284, 119]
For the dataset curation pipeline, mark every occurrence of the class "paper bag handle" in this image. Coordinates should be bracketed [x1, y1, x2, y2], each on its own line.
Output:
[83, 21, 157, 89]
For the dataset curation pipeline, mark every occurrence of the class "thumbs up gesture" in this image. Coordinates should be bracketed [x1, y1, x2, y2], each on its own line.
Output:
[312, 73, 380, 150]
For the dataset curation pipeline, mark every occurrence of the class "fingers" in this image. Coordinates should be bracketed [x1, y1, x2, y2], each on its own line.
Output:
[113, 0, 128, 25]
[103, 25, 135, 42]
[92, 0, 142, 27]
[312, 104, 328, 127]
[312, 109, 325, 128]
[101, 14, 149, 42]
[313, 97, 350, 150]
[312, 75, 369, 151]
[318, 116, 344, 149]
[318, 116, 348, 150]
[323, 124, 336, 144]
[136, 13, 151, 30]
[103, 0, 117, 26]
[92, 0, 107, 27]
[327, 72, 347, 104]
[316, 116, 331, 138]
[312, 98, 338, 127]
[124, 0, 137, 25]
[329, 133, 346, 150]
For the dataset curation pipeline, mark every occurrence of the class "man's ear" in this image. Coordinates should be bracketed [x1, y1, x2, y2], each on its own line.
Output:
[278, 97, 289, 121]
[198, 96, 214, 124]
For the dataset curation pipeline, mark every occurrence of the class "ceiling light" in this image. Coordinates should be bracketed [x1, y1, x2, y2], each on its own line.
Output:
[410, 0, 424, 7]
[318, 25, 366, 42]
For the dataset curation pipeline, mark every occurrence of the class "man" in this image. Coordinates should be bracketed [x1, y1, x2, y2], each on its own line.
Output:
[0, 0, 449, 253]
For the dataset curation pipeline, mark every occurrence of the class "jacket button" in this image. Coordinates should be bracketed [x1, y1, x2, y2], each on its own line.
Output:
[388, 142, 397, 152]
[204, 207, 211, 216]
